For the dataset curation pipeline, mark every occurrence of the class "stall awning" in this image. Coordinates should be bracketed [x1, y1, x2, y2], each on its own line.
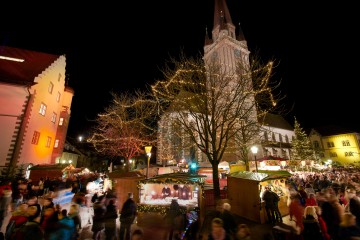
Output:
[229, 170, 291, 182]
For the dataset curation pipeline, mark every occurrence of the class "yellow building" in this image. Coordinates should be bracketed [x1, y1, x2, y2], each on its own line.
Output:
[309, 126, 360, 166]
[0, 46, 74, 176]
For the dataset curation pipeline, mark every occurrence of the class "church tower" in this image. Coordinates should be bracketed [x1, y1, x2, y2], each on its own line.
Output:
[203, 0, 249, 74]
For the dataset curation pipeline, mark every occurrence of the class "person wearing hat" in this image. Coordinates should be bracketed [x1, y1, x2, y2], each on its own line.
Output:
[119, 192, 137, 240]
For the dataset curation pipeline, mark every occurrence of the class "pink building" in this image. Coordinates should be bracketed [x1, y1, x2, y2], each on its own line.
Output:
[0, 46, 74, 177]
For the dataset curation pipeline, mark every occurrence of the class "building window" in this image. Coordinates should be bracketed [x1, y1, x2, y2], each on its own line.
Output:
[39, 103, 47, 116]
[272, 133, 276, 142]
[54, 139, 59, 148]
[46, 136, 52, 148]
[56, 92, 61, 102]
[51, 112, 57, 123]
[342, 140, 350, 146]
[345, 152, 354, 157]
[279, 134, 283, 143]
[327, 142, 335, 148]
[59, 117, 64, 126]
[313, 141, 320, 148]
[330, 152, 337, 157]
[48, 82, 54, 94]
[264, 132, 268, 141]
[285, 135, 289, 143]
[58, 73, 62, 82]
[31, 131, 40, 145]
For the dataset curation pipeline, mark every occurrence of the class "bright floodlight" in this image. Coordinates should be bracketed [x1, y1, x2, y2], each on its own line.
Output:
[251, 146, 258, 154]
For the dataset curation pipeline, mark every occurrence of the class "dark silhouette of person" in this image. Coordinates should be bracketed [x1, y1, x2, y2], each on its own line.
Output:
[119, 192, 137, 240]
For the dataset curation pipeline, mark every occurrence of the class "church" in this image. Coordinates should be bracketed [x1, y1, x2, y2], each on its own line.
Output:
[155, 0, 295, 169]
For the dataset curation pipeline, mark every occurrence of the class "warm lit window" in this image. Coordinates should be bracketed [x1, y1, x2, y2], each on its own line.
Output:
[59, 118, 64, 126]
[54, 139, 59, 148]
[56, 92, 61, 102]
[31, 131, 40, 145]
[46, 136, 52, 148]
[48, 82, 54, 94]
[51, 112, 57, 123]
[39, 103, 47, 116]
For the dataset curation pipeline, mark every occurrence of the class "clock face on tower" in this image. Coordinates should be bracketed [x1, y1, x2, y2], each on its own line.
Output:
[211, 51, 218, 60]
[234, 49, 240, 58]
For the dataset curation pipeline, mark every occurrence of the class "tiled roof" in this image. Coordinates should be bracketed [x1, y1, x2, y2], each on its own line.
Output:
[311, 125, 356, 136]
[0, 45, 61, 85]
[263, 113, 293, 130]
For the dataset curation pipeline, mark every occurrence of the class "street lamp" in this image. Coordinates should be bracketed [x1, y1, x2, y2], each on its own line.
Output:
[251, 146, 258, 172]
[145, 146, 152, 178]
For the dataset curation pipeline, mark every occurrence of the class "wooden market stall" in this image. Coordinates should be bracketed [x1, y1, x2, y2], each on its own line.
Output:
[107, 171, 146, 209]
[136, 172, 207, 233]
[29, 163, 77, 183]
[227, 170, 291, 224]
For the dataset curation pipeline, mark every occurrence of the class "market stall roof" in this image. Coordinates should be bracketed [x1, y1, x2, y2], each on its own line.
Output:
[139, 172, 207, 185]
[108, 170, 145, 179]
[229, 170, 291, 182]
[29, 163, 70, 170]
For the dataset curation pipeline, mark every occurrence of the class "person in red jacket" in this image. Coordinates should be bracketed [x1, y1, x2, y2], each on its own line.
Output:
[305, 193, 318, 207]
[288, 194, 304, 234]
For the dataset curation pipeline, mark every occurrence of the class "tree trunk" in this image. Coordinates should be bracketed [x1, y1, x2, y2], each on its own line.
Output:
[125, 159, 130, 172]
[245, 159, 250, 171]
[212, 163, 221, 200]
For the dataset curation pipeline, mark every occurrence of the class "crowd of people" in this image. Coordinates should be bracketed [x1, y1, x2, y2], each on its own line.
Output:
[0, 174, 143, 240]
[282, 169, 360, 239]
[2, 166, 360, 239]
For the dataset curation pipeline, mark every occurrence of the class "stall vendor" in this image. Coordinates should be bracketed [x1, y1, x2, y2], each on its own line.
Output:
[162, 185, 171, 198]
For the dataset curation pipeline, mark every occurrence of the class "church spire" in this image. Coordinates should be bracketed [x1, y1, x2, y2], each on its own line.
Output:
[237, 22, 246, 41]
[213, 0, 233, 30]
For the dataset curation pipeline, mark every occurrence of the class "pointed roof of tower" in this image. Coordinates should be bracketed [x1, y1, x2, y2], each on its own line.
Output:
[213, 0, 233, 30]
[204, 26, 213, 46]
[237, 22, 246, 41]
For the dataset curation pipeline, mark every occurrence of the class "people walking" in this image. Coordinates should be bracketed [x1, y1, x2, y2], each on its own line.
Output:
[119, 192, 137, 240]
[92, 195, 106, 240]
[104, 199, 118, 240]
[219, 203, 237, 237]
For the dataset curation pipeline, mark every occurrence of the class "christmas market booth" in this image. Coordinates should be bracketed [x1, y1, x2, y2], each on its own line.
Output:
[28, 163, 80, 183]
[107, 171, 146, 209]
[227, 170, 291, 224]
[136, 172, 207, 235]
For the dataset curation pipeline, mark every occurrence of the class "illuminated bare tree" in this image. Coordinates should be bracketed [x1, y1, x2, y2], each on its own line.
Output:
[88, 91, 158, 172]
[152, 52, 284, 198]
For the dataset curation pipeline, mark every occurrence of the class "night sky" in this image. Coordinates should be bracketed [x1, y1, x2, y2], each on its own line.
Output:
[1, 1, 359, 138]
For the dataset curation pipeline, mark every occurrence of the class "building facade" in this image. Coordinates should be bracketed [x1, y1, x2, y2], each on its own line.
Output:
[309, 126, 360, 166]
[0, 46, 74, 176]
